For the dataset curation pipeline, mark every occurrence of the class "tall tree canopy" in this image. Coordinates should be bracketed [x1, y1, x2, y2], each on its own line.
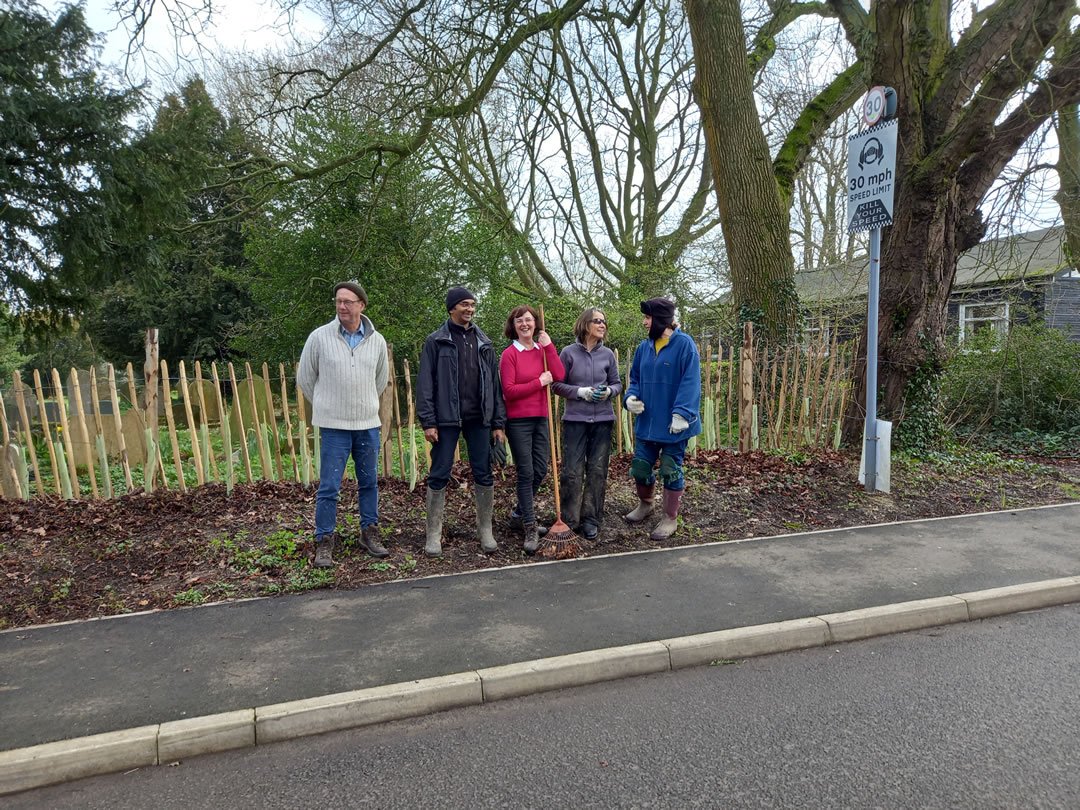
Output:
[0, 1, 140, 315]
[83, 78, 263, 366]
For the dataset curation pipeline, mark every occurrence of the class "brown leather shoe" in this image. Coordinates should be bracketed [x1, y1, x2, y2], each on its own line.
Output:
[359, 525, 389, 558]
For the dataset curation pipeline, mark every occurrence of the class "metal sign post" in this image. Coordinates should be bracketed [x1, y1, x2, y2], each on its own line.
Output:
[848, 87, 897, 493]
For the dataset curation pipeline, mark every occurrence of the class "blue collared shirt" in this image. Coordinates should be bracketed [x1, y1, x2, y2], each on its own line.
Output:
[340, 321, 365, 349]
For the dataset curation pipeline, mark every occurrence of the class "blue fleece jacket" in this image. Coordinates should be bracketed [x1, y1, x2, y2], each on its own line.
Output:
[625, 328, 702, 442]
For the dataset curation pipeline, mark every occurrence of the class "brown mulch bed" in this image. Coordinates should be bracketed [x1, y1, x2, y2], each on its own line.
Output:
[2, 448, 1078, 630]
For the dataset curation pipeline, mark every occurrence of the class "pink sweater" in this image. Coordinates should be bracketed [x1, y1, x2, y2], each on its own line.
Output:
[500, 342, 565, 419]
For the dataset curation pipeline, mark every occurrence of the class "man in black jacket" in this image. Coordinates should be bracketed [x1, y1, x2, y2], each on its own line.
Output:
[417, 286, 507, 556]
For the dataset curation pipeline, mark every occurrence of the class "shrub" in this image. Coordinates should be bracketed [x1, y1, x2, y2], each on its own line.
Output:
[940, 322, 1080, 434]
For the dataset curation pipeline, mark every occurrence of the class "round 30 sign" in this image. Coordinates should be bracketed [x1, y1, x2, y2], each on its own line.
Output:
[863, 86, 887, 128]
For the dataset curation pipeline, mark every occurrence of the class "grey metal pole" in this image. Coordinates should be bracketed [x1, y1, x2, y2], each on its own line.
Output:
[864, 227, 880, 493]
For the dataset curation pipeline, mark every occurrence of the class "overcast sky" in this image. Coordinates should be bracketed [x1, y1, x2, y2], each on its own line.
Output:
[49, 0, 321, 91]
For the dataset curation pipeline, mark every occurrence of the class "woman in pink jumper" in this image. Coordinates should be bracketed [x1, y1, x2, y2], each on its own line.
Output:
[499, 305, 565, 553]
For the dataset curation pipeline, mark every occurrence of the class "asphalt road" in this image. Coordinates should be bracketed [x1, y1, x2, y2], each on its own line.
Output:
[14, 603, 1080, 809]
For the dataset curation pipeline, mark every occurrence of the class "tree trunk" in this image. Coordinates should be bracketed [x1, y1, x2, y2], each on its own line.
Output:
[686, 0, 800, 340]
[1056, 104, 1080, 261]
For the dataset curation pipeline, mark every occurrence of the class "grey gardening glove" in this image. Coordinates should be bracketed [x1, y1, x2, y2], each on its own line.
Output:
[669, 413, 689, 433]
[626, 395, 645, 415]
[577, 387, 594, 400]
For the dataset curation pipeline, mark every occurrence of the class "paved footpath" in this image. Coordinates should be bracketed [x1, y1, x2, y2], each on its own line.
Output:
[2, 502, 1078, 754]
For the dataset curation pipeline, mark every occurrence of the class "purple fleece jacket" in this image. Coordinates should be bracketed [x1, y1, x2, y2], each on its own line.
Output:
[551, 340, 623, 422]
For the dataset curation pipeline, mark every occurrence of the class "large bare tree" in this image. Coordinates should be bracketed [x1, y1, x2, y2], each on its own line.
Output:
[833, 1, 1080, 436]
[117, 0, 1080, 437]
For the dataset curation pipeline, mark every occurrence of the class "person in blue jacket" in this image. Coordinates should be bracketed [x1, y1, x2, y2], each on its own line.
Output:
[623, 297, 701, 539]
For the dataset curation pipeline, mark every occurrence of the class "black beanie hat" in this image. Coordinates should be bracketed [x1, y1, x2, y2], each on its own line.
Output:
[334, 281, 368, 306]
[446, 286, 476, 312]
[640, 297, 676, 323]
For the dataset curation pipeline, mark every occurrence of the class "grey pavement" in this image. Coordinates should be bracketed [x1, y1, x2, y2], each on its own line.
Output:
[2, 502, 1078, 754]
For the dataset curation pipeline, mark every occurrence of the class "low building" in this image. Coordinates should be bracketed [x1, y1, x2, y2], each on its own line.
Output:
[795, 226, 1079, 343]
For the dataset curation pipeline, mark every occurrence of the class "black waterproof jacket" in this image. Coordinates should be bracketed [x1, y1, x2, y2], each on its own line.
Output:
[416, 320, 507, 430]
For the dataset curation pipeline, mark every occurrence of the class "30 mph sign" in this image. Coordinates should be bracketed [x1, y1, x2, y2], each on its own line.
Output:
[847, 119, 897, 233]
[862, 86, 887, 127]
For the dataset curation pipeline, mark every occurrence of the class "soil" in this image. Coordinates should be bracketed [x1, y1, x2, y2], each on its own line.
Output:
[3, 448, 1078, 630]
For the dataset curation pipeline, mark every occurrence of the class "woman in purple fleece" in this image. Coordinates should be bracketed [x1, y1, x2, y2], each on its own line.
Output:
[551, 308, 623, 540]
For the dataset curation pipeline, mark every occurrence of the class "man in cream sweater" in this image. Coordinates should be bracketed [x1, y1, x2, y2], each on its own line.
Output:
[298, 281, 390, 568]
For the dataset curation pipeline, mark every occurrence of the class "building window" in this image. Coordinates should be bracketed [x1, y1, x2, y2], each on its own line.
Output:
[959, 301, 1009, 342]
[802, 321, 831, 355]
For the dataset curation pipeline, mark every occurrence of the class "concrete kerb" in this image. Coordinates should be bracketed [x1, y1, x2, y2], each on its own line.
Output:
[3, 575, 1079, 797]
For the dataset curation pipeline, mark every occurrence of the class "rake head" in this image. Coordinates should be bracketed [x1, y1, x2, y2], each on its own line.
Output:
[537, 517, 581, 559]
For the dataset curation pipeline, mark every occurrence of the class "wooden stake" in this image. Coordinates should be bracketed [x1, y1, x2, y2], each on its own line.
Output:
[244, 362, 268, 479]
[88, 368, 113, 496]
[210, 363, 234, 490]
[625, 346, 635, 448]
[815, 335, 838, 447]
[0, 383, 8, 450]
[106, 364, 133, 491]
[143, 329, 160, 420]
[713, 336, 723, 450]
[738, 324, 754, 453]
[229, 363, 254, 482]
[725, 346, 734, 448]
[774, 348, 791, 449]
[194, 362, 218, 482]
[793, 344, 813, 448]
[50, 368, 80, 496]
[403, 359, 418, 490]
[128, 361, 166, 487]
[293, 367, 311, 486]
[160, 360, 186, 492]
[31, 370, 62, 494]
[389, 348, 405, 480]
[68, 368, 99, 498]
[613, 348, 623, 454]
[381, 346, 394, 478]
[178, 362, 204, 486]
[12, 372, 44, 496]
[261, 362, 284, 480]
[279, 363, 300, 482]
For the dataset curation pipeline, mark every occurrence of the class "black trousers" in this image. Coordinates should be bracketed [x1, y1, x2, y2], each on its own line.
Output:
[506, 417, 549, 524]
[559, 420, 613, 529]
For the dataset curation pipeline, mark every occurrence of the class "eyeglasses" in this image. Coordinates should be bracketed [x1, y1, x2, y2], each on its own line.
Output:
[334, 298, 362, 307]
[590, 318, 607, 325]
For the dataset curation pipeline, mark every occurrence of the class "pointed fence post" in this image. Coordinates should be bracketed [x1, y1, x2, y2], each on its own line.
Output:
[738, 323, 754, 453]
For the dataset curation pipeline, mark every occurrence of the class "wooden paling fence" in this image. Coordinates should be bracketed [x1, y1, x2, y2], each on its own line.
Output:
[689, 323, 858, 454]
[1, 329, 854, 500]
[0, 359, 346, 500]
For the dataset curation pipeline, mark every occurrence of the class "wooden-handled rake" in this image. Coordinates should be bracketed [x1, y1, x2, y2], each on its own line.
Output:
[536, 305, 581, 559]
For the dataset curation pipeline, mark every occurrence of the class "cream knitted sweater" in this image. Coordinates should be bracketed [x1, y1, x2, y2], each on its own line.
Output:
[297, 315, 389, 430]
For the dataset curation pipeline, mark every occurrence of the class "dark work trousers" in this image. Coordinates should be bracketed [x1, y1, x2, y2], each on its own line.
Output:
[427, 420, 494, 491]
[505, 417, 549, 525]
[559, 420, 613, 530]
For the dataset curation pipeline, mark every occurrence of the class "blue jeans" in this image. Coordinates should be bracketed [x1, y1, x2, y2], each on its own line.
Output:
[632, 437, 689, 491]
[316, 427, 380, 540]
[427, 420, 494, 491]
[506, 417, 549, 525]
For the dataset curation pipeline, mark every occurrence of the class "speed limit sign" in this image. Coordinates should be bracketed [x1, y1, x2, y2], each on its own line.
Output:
[863, 86, 886, 128]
